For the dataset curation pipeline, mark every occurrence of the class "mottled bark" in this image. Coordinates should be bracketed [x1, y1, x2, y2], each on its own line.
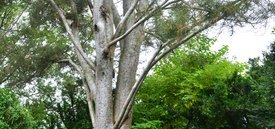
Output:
[93, 0, 115, 128]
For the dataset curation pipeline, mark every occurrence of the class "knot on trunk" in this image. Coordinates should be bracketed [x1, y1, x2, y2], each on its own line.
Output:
[103, 48, 109, 59]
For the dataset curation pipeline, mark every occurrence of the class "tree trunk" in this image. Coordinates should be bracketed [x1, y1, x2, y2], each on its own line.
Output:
[93, 0, 115, 128]
[92, 0, 145, 128]
[114, 0, 144, 128]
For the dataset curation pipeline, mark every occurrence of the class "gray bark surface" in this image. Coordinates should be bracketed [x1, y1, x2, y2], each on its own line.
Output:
[93, 0, 115, 128]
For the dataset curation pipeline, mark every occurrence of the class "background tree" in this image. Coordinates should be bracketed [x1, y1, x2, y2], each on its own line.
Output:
[133, 36, 275, 129]
[246, 41, 275, 128]
[23, 65, 93, 128]
[0, 1, 92, 128]
[0, 88, 36, 129]
[133, 36, 248, 128]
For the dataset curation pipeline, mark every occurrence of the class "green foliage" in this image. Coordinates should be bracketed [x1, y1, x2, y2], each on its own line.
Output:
[0, 88, 36, 129]
[153, 5, 191, 40]
[132, 119, 162, 129]
[57, 74, 93, 129]
[1, 1, 94, 127]
[0, 26, 69, 88]
[0, 0, 26, 32]
[24, 65, 93, 129]
[1, 0, 94, 88]
[133, 38, 275, 128]
[246, 41, 275, 128]
[133, 36, 268, 129]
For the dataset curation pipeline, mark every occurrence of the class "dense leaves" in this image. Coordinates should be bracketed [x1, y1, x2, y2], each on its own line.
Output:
[0, 27, 69, 89]
[1, 1, 93, 128]
[0, 88, 36, 129]
[246, 41, 275, 128]
[133, 36, 274, 129]
[23, 65, 93, 129]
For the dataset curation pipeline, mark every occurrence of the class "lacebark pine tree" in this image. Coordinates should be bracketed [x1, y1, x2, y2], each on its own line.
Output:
[47, 0, 274, 128]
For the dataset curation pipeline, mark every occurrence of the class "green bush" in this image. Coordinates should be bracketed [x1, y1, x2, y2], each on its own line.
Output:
[0, 88, 36, 129]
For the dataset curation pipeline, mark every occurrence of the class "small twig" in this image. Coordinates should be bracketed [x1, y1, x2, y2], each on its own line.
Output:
[59, 59, 82, 73]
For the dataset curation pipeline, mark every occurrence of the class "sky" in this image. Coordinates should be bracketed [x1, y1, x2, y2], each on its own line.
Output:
[209, 18, 275, 63]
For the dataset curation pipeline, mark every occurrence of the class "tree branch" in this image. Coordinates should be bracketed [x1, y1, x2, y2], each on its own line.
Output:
[117, 97, 134, 129]
[59, 58, 82, 74]
[111, 0, 121, 27]
[48, 0, 95, 71]
[82, 77, 96, 127]
[153, 18, 224, 66]
[113, 0, 139, 39]
[59, 58, 95, 126]
[104, 0, 170, 52]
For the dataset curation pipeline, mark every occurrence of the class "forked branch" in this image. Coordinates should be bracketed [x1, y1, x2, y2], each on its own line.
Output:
[104, 0, 170, 52]
[48, 0, 95, 71]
